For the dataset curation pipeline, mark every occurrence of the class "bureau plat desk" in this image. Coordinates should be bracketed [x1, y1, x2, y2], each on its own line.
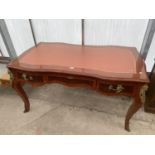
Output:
[7, 42, 149, 131]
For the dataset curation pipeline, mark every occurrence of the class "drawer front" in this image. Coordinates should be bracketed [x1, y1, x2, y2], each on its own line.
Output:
[48, 74, 96, 87]
[17, 73, 43, 82]
[97, 81, 134, 95]
[17, 72, 95, 87]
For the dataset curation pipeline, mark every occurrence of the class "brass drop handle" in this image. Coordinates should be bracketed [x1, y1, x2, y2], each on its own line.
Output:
[108, 84, 124, 93]
[29, 76, 33, 80]
[22, 73, 28, 80]
[22, 73, 33, 80]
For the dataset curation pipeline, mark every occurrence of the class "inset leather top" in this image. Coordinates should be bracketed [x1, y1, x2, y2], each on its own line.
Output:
[8, 42, 149, 83]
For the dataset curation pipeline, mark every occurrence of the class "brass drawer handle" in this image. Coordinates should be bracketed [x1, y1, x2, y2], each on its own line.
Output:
[108, 84, 124, 93]
[29, 76, 33, 80]
[22, 73, 28, 80]
[22, 74, 33, 80]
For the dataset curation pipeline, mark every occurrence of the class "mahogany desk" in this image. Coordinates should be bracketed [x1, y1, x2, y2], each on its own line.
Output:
[7, 43, 149, 131]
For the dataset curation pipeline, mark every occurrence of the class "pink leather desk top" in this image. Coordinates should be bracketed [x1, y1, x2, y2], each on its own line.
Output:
[8, 43, 149, 82]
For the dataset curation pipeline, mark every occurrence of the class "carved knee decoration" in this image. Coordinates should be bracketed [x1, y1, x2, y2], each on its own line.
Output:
[140, 85, 148, 104]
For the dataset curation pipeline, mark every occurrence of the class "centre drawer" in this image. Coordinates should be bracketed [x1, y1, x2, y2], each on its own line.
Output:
[48, 74, 96, 87]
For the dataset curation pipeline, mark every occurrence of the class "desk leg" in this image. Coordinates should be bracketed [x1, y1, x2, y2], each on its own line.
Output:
[12, 80, 30, 113]
[125, 96, 142, 131]
[125, 85, 148, 131]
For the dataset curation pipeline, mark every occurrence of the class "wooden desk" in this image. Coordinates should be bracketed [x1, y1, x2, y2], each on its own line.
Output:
[7, 43, 149, 131]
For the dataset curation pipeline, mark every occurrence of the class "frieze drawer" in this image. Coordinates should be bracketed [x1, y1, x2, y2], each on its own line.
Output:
[97, 81, 134, 95]
[17, 73, 43, 82]
[48, 74, 96, 87]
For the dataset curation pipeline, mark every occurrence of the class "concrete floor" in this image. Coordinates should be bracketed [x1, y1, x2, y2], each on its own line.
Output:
[0, 83, 155, 134]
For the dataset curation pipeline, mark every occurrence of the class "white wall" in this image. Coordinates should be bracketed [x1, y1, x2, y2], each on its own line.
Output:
[5, 19, 35, 56]
[145, 34, 155, 72]
[0, 32, 9, 57]
[31, 19, 82, 44]
[84, 19, 148, 51]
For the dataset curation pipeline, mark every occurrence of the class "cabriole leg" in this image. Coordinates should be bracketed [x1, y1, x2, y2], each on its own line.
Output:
[12, 79, 30, 113]
[125, 97, 142, 131]
[125, 85, 148, 131]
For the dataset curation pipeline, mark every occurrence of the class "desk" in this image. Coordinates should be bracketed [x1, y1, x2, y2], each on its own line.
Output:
[8, 43, 149, 131]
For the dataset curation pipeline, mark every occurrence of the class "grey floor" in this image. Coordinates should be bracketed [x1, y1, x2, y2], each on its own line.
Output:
[0, 83, 155, 135]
